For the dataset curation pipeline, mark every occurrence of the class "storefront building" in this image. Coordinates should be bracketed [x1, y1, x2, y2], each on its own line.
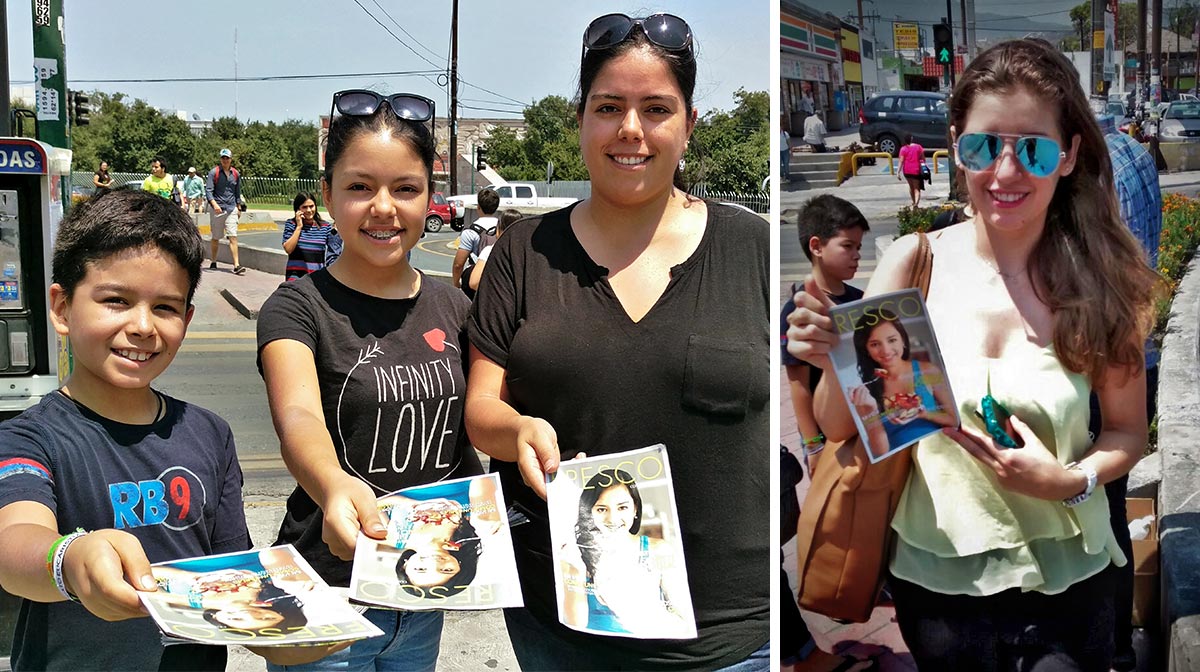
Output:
[781, 0, 844, 132]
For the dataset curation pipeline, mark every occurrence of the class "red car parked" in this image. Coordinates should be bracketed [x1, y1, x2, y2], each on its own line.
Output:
[425, 192, 457, 233]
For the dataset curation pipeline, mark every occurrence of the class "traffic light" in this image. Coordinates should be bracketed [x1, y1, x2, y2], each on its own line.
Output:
[476, 148, 487, 171]
[933, 23, 953, 66]
[68, 89, 90, 126]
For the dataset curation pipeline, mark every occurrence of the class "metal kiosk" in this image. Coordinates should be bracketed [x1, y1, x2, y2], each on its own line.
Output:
[0, 136, 70, 661]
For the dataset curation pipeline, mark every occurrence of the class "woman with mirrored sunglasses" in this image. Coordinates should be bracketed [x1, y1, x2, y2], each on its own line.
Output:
[787, 39, 1159, 671]
[466, 11, 769, 672]
[257, 89, 482, 671]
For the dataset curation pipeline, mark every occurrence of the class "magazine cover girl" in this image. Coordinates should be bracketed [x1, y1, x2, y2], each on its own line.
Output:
[827, 289, 959, 462]
[546, 445, 697, 639]
[140, 545, 382, 646]
[350, 473, 522, 610]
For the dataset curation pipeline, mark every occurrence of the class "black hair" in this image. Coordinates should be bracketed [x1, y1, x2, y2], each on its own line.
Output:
[291, 192, 325, 224]
[903, 133, 914, 145]
[201, 581, 306, 634]
[796, 194, 870, 262]
[477, 187, 500, 215]
[394, 515, 483, 598]
[151, 156, 166, 171]
[574, 468, 643, 581]
[52, 189, 204, 304]
[497, 208, 523, 234]
[576, 22, 697, 192]
[853, 308, 912, 414]
[322, 94, 436, 191]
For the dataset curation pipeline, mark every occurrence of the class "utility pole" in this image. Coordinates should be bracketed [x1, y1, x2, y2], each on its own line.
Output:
[0, 0, 9, 136]
[857, 0, 864, 28]
[1151, 0, 1163, 165]
[449, 0, 459, 198]
[1138, 0, 1147, 110]
[960, 0, 969, 63]
[945, 0, 956, 87]
[234, 28, 239, 119]
[1093, 0, 1107, 97]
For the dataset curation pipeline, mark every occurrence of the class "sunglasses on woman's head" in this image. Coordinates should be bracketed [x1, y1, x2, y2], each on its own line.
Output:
[330, 90, 435, 126]
[955, 132, 1066, 177]
[582, 13, 693, 57]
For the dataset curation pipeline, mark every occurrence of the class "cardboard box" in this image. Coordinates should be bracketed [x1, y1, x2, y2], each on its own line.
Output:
[1128, 497, 1159, 627]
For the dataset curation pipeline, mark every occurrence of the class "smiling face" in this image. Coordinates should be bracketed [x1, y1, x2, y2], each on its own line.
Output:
[865, 321, 906, 369]
[50, 246, 193, 394]
[590, 484, 637, 538]
[297, 198, 317, 225]
[321, 130, 427, 270]
[577, 45, 697, 207]
[212, 606, 286, 630]
[150, 161, 165, 178]
[402, 548, 461, 587]
[954, 87, 1078, 233]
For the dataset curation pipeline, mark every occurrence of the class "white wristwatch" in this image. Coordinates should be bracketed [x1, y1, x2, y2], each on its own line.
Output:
[1062, 461, 1098, 508]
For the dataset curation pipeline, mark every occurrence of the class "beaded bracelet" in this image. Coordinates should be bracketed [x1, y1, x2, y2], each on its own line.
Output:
[48, 529, 87, 602]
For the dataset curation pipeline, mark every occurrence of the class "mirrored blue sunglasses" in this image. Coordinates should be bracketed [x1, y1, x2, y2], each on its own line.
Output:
[956, 132, 1066, 178]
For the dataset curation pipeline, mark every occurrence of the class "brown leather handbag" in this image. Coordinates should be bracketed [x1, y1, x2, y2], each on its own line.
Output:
[794, 232, 933, 623]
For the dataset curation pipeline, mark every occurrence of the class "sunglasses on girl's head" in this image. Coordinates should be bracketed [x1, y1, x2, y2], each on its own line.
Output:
[582, 13, 693, 56]
[955, 132, 1066, 177]
[330, 90, 435, 125]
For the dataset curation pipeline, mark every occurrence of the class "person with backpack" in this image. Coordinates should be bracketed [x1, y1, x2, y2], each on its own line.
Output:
[451, 186, 499, 289]
[465, 208, 522, 298]
[206, 148, 247, 275]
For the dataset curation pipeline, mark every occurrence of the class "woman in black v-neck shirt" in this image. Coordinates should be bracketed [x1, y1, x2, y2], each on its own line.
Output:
[466, 13, 769, 671]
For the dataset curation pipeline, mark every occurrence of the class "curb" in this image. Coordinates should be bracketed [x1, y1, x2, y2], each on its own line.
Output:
[219, 288, 258, 320]
[1159, 252, 1200, 669]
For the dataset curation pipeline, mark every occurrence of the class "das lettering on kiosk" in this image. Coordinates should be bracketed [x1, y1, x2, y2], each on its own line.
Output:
[0, 137, 72, 419]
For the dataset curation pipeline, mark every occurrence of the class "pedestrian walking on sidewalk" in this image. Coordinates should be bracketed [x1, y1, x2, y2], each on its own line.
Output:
[787, 38, 1160, 672]
[780, 113, 792, 182]
[897, 134, 927, 207]
[206, 149, 246, 275]
[466, 12, 769, 670]
[183, 167, 206, 214]
[257, 89, 482, 671]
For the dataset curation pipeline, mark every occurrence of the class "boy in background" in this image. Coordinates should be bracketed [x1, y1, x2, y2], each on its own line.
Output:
[780, 194, 869, 472]
[779, 195, 873, 672]
[0, 191, 330, 670]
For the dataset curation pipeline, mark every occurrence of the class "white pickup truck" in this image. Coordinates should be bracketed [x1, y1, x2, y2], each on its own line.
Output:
[447, 183, 579, 228]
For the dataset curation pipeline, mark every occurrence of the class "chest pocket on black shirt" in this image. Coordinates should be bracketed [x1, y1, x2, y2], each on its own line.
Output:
[682, 334, 758, 417]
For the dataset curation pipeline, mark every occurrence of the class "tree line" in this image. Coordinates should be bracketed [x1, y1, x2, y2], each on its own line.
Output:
[11, 86, 769, 193]
[484, 88, 769, 193]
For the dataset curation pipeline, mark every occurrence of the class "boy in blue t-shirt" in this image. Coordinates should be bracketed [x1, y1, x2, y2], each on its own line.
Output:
[779, 195, 870, 472]
[0, 191, 334, 670]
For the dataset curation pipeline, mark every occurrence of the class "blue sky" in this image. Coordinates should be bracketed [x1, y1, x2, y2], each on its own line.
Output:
[5, 0, 769, 123]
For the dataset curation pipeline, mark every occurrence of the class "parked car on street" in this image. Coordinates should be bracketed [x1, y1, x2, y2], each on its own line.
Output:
[447, 183, 578, 227]
[424, 192, 456, 233]
[859, 90, 949, 156]
[1159, 102, 1200, 142]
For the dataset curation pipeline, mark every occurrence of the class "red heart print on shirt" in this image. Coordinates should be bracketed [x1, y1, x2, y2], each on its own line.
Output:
[423, 328, 447, 352]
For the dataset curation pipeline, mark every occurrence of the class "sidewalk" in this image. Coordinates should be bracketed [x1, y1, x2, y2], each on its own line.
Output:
[781, 368, 916, 671]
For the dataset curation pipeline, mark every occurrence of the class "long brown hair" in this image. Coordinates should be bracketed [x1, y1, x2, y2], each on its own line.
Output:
[949, 39, 1160, 384]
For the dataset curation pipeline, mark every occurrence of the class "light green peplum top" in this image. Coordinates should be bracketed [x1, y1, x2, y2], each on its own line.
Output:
[889, 333, 1126, 596]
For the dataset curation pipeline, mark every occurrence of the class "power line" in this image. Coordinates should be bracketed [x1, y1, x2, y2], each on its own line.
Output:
[368, 0, 445, 63]
[349, 0, 444, 72]
[68, 69, 444, 84]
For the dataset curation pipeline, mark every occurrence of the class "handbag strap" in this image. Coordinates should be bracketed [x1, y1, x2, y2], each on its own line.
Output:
[907, 231, 933, 299]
